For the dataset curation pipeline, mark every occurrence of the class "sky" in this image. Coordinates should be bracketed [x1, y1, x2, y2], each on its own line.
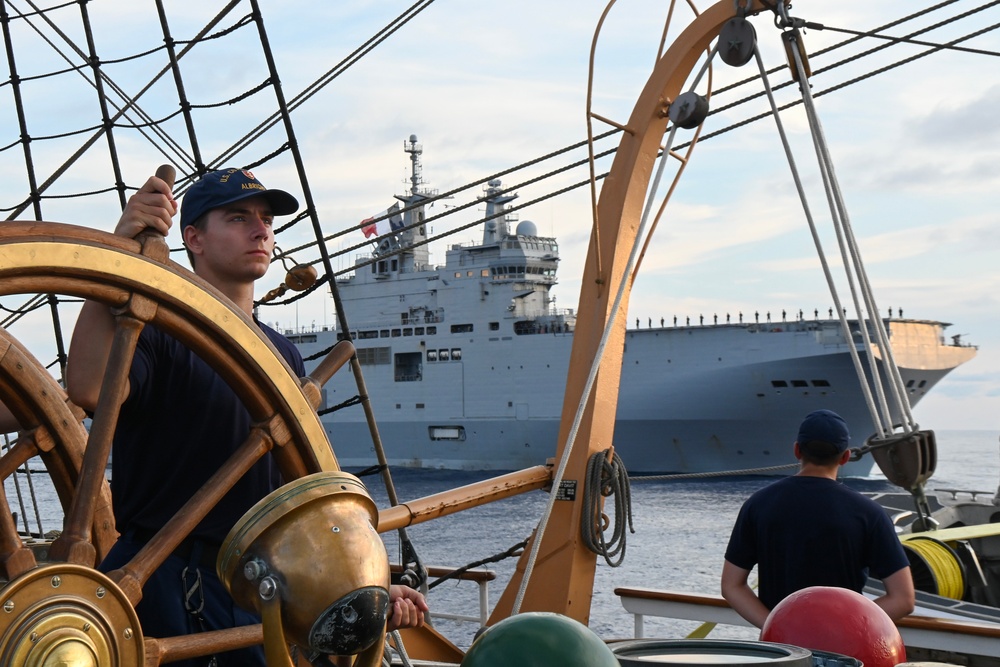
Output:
[1, 0, 998, 432]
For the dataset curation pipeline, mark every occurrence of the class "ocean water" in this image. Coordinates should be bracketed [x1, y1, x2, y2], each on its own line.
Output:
[368, 429, 1000, 647]
[4, 429, 998, 650]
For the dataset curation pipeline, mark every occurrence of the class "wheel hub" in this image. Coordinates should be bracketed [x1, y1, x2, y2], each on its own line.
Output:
[0, 564, 143, 666]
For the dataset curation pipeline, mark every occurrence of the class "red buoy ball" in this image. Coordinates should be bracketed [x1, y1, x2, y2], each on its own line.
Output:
[761, 586, 905, 667]
[461, 612, 619, 667]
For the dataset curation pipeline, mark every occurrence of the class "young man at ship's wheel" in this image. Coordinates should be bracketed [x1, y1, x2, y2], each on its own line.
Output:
[67, 168, 427, 666]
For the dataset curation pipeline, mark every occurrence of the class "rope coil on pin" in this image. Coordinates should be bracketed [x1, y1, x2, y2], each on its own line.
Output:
[581, 449, 634, 567]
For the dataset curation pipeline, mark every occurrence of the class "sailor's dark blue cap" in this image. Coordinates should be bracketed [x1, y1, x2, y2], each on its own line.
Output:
[180, 168, 299, 230]
[797, 409, 851, 452]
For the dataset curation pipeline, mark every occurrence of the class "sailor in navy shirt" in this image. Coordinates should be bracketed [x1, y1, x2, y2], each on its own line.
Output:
[721, 410, 914, 628]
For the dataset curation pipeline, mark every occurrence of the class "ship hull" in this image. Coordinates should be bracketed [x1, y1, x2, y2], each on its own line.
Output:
[296, 320, 974, 476]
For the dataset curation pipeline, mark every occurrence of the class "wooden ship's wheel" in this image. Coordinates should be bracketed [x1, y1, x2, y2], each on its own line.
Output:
[0, 221, 359, 665]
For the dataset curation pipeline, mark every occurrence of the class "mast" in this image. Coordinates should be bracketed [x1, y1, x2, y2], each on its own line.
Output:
[480, 178, 517, 245]
[391, 135, 436, 272]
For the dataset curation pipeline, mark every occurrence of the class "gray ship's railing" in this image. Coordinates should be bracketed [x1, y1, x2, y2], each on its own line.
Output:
[933, 488, 997, 502]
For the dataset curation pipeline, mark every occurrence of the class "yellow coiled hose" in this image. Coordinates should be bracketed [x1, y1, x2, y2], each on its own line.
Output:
[903, 536, 965, 600]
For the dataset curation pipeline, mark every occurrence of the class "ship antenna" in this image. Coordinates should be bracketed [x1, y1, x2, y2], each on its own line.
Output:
[405, 134, 424, 196]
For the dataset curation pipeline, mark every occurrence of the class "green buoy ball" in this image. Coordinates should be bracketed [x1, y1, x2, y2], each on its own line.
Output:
[461, 612, 619, 667]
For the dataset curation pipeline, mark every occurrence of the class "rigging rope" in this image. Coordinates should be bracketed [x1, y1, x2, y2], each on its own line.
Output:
[750, 22, 911, 439]
[629, 461, 800, 481]
[428, 539, 528, 590]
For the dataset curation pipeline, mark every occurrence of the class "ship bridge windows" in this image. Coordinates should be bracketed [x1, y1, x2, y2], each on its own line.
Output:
[811, 380, 831, 387]
[380, 329, 390, 338]
[391, 328, 402, 337]
[451, 323, 474, 334]
[791, 380, 808, 388]
[358, 330, 379, 340]
[491, 265, 529, 280]
[771, 381, 788, 388]
[394, 352, 422, 382]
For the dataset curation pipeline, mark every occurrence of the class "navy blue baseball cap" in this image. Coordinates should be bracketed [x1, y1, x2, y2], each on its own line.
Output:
[797, 409, 851, 452]
[180, 168, 299, 230]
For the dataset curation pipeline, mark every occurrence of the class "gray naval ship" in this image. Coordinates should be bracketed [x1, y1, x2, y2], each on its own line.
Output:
[290, 136, 977, 476]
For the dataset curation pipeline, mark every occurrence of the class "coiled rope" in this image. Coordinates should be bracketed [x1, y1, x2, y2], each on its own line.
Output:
[903, 536, 965, 600]
[581, 450, 634, 566]
[383, 630, 413, 667]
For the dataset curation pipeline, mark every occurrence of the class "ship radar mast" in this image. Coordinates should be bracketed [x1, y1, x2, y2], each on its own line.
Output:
[480, 178, 518, 245]
[386, 135, 445, 272]
[406, 134, 425, 196]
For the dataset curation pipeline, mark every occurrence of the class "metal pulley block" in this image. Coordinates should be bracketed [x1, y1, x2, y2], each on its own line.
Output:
[668, 91, 710, 130]
[868, 429, 937, 491]
[782, 31, 812, 82]
[719, 17, 757, 67]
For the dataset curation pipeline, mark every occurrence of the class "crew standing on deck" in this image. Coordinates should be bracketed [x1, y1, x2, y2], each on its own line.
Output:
[720, 410, 914, 628]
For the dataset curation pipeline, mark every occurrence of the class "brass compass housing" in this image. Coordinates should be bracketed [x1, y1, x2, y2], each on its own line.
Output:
[219, 471, 390, 665]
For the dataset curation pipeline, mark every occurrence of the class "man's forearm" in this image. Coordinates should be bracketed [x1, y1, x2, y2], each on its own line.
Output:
[66, 299, 120, 412]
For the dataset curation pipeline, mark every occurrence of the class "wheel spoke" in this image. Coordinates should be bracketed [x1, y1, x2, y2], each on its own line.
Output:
[0, 326, 118, 559]
[49, 311, 146, 566]
[0, 480, 35, 579]
[145, 624, 263, 665]
[108, 428, 273, 605]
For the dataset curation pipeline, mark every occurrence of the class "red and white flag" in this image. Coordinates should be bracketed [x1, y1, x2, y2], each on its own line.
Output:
[361, 203, 404, 238]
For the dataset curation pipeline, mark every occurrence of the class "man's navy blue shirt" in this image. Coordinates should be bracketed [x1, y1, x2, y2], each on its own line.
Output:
[110, 321, 305, 544]
[725, 475, 909, 610]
